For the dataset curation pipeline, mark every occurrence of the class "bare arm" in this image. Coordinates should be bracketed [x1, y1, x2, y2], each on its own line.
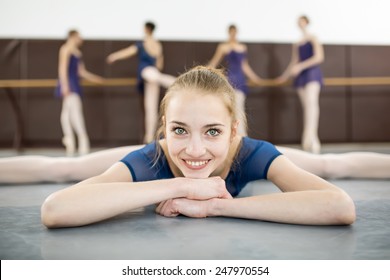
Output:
[275, 44, 299, 83]
[278, 37, 324, 80]
[209, 156, 356, 225]
[41, 163, 231, 228]
[294, 36, 324, 72]
[242, 59, 263, 84]
[159, 156, 356, 225]
[78, 61, 104, 83]
[155, 42, 164, 70]
[58, 46, 71, 96]
[106, 45, 137, 64]
[207, 44, 226, 68]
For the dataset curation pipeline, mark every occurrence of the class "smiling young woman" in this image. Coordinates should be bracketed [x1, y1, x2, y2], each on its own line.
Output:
[40, 66, 356, 228]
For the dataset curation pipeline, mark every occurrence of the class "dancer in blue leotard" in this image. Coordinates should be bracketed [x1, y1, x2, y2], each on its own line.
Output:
[107, 22, 176, 144]
[208, 25, 264, 136]
[56, 30, 103, 156]
[277, 15, 324, 154]
[40, 66, 356, 228]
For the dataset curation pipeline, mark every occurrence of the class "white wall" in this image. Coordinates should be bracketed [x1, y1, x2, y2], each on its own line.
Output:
[0, 0, 390, 45]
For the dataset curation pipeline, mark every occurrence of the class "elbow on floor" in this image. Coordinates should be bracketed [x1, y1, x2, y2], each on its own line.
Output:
[41, 194, 66, 229]
[332, 192, 356, 225]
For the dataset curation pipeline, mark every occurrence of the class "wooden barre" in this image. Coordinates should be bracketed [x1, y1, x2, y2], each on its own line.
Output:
[2, 77, 390, 88]
[0, 78, 138, 88]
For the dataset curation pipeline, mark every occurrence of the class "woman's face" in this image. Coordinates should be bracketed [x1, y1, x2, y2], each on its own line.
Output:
[298, 17, 308, 30]
[72, 33, 83, 47]
[229, 27, 237, 40]
[165, 90, 234, 179]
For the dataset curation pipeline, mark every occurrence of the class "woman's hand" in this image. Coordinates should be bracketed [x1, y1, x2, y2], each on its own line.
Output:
[156, 177, 233, 218]
[156, 198, 216, 218]
[106, 54, 116, 64]
[290, 63, 303, 77]
[182, 177, 232, 200]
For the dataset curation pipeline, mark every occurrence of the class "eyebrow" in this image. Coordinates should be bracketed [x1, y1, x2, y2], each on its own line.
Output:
[169, 121, 225, 128]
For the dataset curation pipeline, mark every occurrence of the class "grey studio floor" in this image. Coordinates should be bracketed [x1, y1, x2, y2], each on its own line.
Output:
[0, 144, 390, 260]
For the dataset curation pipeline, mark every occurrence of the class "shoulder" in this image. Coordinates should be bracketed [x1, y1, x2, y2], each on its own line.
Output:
[120, 142, 156, 181]
[217, 43, 230, 52]
[59, 44, 70, 55]
[240, 137, 279, 154]
[120, 141, 172, 181]
[237, 137, 282, 179]
[121, 142, 157, 163]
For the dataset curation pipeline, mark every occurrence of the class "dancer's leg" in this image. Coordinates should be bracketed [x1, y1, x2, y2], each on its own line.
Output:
[235, 90, 247, 136]
[68, 94, 90, 155]
[142, 66, 175, 88]
[277, 146, 390, 179]
[141, 67, 172, 143]
[297, 82, 321, 153]
[143, 81, 160, 144]
[0, 145, 144, 184]
[60, 95, 75, 156]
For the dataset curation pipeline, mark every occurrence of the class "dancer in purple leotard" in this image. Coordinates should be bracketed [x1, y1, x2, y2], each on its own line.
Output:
[56, 30, 104, 156]
[277, 15, 324, 154]
[208, 25, 263, 136]
[107, 22, 176, 144]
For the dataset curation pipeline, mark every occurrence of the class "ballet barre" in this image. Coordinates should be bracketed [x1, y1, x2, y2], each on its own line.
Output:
[2, 76, 390, 151]
[3, 76, 390, 88]
[249, 76, 390, 86]
[0, 78, 137, 88]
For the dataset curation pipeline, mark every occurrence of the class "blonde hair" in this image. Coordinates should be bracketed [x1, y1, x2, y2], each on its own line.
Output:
[153, 66, 247, 162]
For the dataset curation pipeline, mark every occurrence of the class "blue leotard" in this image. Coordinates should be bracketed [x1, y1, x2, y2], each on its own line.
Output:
[120, 137, 282, 197]
[225, 50, 248, 94]
[293, 41, 323, 88]
[136, 41, 157, 94]
[55, 54, 81, 98]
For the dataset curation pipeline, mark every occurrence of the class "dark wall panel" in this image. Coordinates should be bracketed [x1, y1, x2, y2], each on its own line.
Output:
[350, 45, 390, 142]
[1, 39, 390, 148]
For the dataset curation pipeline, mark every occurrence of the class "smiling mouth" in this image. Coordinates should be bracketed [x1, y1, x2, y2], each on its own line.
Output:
[183, 159, 210, 170]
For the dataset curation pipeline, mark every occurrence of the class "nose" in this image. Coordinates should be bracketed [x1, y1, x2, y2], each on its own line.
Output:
[185, 135, 206, 158]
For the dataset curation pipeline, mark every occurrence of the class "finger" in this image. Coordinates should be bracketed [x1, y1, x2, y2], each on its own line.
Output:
[155, 200, 168, 214]
[159, 199, 179, 217]
[222, 191, 233, 199]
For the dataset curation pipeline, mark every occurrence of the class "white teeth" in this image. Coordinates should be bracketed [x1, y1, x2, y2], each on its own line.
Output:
[185, 160, 208, 167]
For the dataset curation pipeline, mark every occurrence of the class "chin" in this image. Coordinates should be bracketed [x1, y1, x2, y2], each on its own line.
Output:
[183, 172, 211, 179]
[180, 165, 214, 179]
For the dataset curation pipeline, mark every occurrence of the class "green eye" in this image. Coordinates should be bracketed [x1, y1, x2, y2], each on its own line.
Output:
[174, 128, 186, 135]
[207, 129, 220, 136]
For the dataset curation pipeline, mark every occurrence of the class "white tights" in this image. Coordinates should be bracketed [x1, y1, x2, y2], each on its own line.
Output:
[60, 94, 89, 156]
[297, 81, 321, 153]
[0, 144, 389, 184]
[141, 67, 176, 143]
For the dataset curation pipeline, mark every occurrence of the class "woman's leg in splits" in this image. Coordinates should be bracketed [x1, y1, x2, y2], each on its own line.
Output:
[297, 81, 321, 154]
[141, 67, 176, 143]
[0, 145, 144, 184]
[278, 146, 390, 179]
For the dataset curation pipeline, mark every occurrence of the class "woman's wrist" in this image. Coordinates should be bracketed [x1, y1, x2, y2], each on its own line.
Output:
[173, 177, 190, 198]
[207, 197, 226, 217]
